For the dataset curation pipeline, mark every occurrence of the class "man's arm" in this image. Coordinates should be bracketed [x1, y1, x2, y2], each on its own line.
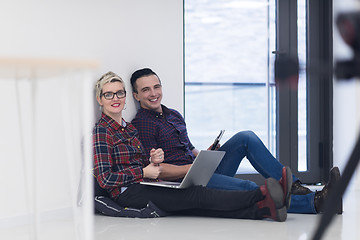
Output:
[158, 163, 192, 181]
[157, 148, 198, 181]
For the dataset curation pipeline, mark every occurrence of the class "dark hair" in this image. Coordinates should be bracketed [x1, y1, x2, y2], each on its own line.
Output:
[130, 68, 160, 93]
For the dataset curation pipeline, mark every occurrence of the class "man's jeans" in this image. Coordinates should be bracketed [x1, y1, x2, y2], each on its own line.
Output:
[206, 130, 316, 214]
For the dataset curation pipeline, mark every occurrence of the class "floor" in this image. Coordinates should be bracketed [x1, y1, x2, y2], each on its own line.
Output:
[94, 185, 360, 240]
[1, 185, 359, 240]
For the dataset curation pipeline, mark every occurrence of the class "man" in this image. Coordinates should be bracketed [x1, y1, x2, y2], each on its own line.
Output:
[130, 68, 341, 214]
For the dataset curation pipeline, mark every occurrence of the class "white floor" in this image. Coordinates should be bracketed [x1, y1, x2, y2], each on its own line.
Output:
[94, 185, 360, 240]
[1, 185, 359, 240]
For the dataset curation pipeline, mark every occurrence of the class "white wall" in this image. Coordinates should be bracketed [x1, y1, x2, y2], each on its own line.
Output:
[0, 0, 184, 120]
[0, 0, 183, 234]
[333, 0, 360, 191]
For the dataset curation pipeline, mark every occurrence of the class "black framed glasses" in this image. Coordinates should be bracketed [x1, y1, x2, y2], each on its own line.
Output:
[101, 90, 126, 100]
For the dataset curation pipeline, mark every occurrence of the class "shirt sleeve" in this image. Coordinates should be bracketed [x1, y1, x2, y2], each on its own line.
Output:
[172, 109, 196, 150]
[93, 126, 143, 189]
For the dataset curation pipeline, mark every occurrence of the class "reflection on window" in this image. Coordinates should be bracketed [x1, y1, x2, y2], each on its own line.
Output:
[184, 0, 276, 174]
[298, 0, 307, 171]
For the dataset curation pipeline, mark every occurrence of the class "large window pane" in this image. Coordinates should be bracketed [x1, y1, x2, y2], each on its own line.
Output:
[185, 0, 276, 174]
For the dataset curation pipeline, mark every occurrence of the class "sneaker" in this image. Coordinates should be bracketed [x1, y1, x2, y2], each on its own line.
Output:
[279, 166, 293, 209]
[257, 178, 287, 222]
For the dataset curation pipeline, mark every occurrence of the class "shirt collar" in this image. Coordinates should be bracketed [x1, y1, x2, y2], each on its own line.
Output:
[101, 113, 124, 130]
[139, 104, 170, 119]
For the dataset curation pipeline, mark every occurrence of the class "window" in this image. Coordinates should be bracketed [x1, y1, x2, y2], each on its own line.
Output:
[184, 0, 332, 183]
[184, 0, 276, 174]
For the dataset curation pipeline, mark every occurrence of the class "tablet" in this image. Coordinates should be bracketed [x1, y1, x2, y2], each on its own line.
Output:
[211, 130, 225, 150]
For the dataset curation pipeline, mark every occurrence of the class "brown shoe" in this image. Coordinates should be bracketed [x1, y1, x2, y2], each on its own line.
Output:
[314, 167, 342, 214]
[291, 180, 312, 195]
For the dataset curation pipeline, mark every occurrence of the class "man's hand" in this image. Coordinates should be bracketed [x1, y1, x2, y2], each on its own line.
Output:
[149, 148, 164, 164]
[208, 144, 221, 151]
[192, 148, 200, 157]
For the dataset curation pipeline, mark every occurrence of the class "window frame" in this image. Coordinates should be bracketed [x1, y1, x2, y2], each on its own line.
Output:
[276, 0, 333, 184]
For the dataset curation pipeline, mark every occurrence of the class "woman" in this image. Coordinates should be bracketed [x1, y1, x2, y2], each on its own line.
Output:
[93, 71, 291, 221]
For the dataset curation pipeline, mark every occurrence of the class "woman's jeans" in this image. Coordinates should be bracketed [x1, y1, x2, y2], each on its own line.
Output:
[206, 130, 317, 214]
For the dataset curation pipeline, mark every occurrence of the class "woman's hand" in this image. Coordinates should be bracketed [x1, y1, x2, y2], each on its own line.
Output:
[149, 148, 164, 164]
[143, 163, 162, 179]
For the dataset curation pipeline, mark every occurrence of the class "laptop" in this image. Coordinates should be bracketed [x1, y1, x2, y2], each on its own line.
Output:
[140, 150, 225, 189]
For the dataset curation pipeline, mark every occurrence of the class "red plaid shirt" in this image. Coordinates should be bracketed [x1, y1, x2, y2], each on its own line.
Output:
[93, 113, 149, 199]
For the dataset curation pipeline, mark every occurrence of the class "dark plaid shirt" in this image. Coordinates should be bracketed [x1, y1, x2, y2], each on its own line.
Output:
[93, 113, 150, 199]
[132, 105, 195, 166]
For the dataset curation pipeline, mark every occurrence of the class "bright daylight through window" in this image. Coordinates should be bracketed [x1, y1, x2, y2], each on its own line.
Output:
[184, 0, 307, 173]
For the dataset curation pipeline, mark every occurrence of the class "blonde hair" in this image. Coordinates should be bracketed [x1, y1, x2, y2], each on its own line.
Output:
[95, 71, 125, 99]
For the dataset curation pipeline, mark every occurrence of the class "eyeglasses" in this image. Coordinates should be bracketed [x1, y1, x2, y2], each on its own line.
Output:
[101, 90, 126, 100]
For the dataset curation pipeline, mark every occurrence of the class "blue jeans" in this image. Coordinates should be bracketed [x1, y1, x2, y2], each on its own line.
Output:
[206, 130, 317, 214]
